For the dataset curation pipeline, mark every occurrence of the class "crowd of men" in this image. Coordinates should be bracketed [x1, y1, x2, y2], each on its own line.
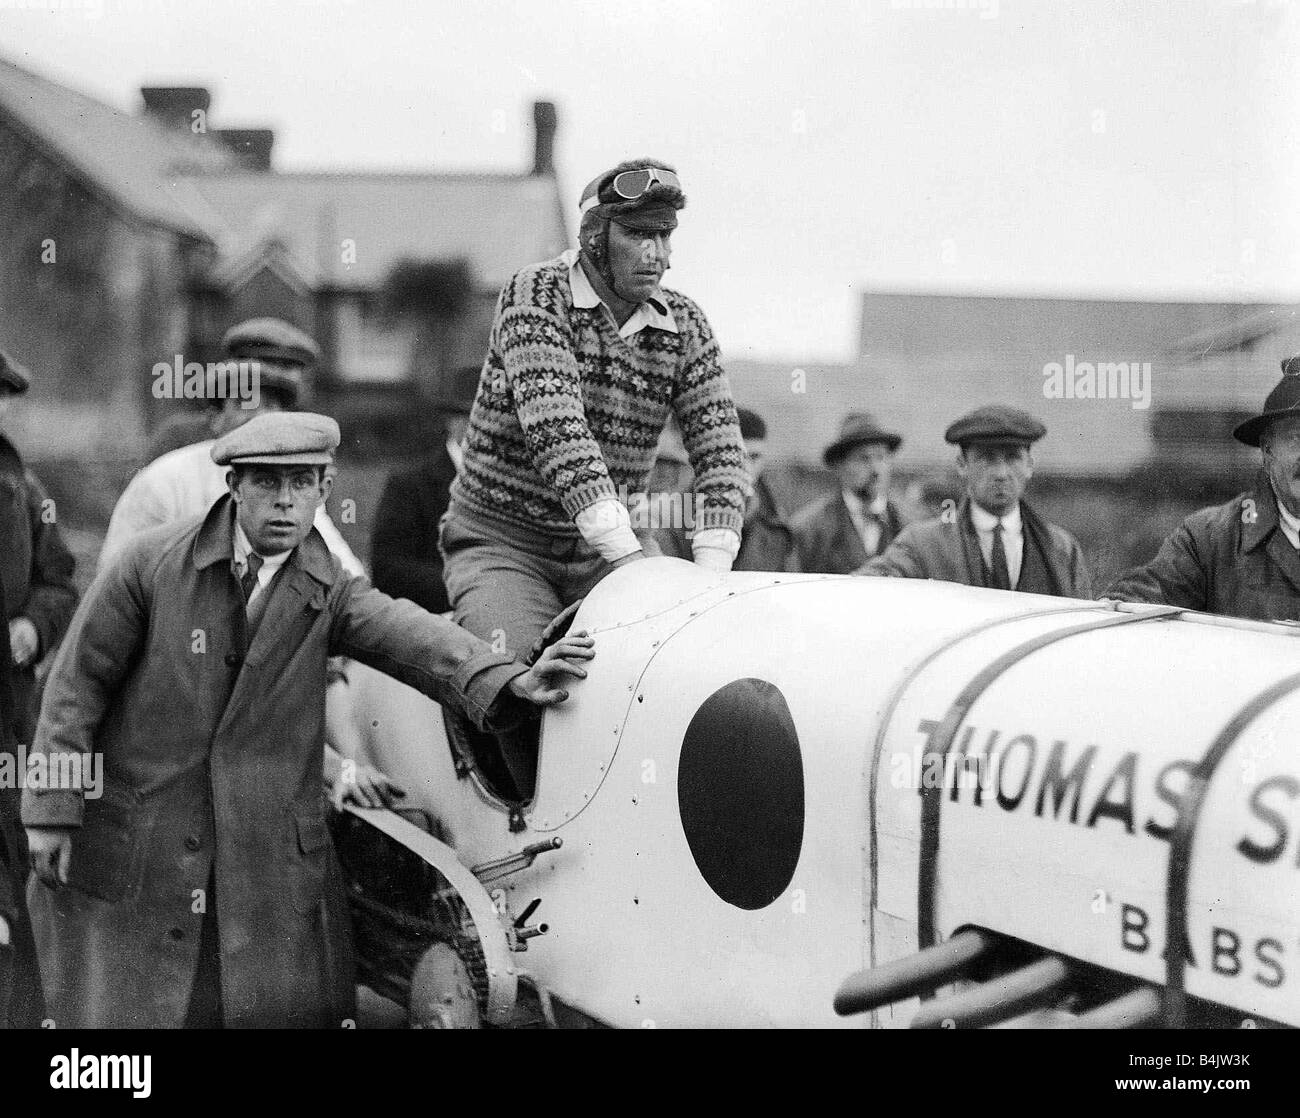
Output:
[2, 155, 1299, 1028]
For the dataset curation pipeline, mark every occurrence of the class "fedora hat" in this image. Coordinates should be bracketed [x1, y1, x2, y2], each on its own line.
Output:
[1233, 364, 1300, 447]
[823, 412, 902, 465]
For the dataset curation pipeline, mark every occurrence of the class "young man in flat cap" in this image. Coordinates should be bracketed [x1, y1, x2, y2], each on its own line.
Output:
[1106, 359, 1300, 621]
[145, 317, 319, 463]
[0, 350, 78, 1027]
[442, 158, 748, 662]
[22, 413, 593, 1029]
[862, 405, 1092, 597]
[791, 412, 906, 574]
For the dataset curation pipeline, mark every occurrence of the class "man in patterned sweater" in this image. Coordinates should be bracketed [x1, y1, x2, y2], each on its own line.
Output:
[443, 159, 748, 663]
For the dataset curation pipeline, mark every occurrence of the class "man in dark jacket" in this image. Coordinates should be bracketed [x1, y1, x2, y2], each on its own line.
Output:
[862, 405, 1092, 598]
[650, 408, 796, 571]
[23, 412, 593, 1029]
[0, 351, 78, 1027]
[791, 412, 906, 574]
[370, 367, 477, 613]
[1106, 362, 1300, 621]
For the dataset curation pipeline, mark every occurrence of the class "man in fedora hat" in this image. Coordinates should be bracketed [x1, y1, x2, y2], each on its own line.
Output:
[370, 365, 479, 614]
[791, 412, 906, 574]
[145, 317, 318, 463]
[22, 412, 594, 1029]
[1105, 359, 1300, 620]
[862, 405, 1091, 597]
[0, 350, 77, 1027]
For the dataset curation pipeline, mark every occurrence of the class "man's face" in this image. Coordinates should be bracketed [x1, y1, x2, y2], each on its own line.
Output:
[959, 442, 1034, 516]
[445, 414, 469, 447]
[835, 441, 893, 502]
[607, 222, 672, 304]
[227, 464, 331, 555]
[744, 437, 767, 483]
[1262, 414, 1300, 516]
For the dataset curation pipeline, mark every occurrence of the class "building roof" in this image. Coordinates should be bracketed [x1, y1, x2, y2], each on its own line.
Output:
[859, 291, 1297, 358]
[0, 53, 236, 238]
[180, 171, 570, 291]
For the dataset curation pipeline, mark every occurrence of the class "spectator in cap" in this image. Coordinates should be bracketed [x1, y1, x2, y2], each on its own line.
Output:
[444, 157, 747, 661]
[370, 365, 479, 613]
[146, 317, 315, 463]
[650, 407, 797, 571]
[862, 405, 1091, 597]
[23, 412, 595, 1029]
[100, 326, 361, 576]
[791, 412, 907, 574]
[1105, 359, 1300, 620]
[0, 350, 77, 1027]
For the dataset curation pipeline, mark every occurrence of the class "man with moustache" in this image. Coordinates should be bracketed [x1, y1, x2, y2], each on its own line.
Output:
[791, 413, 906, 574]
[862, 405, 1092, 598]
[1106, 360, 1300, 620]
[22, 412, 594, 1028]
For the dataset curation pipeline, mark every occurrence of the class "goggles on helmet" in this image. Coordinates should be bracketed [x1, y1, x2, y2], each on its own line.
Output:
[580, 167, 682, 213]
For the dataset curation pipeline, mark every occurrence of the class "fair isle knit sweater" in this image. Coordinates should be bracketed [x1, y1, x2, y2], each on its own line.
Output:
[450, 255, 748, 538]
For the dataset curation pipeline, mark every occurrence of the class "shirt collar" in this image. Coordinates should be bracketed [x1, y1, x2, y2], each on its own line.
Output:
[561, 248, 677, 338]
[1273, 485, 1300, 549]
[969, 501, 1022, 535]
[843, 490, 889, 519]
[233, 520, 293, 576]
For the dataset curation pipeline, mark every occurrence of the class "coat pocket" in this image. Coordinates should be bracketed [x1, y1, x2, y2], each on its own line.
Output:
[63, 779, 144, 904]
[291, 811, 330, 914]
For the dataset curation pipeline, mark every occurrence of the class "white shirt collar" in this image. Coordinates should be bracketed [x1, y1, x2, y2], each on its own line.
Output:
[561, 248, 677, 338]
[446, 436, 464, 474]
[842, 490, 889, 519]
[969, 501, 1022, 535]
[1273, 487, 1300, 549]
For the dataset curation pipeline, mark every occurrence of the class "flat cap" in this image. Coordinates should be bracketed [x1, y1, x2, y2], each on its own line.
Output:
[945, 405, 1046, 447]
[0, 350, 31, 394]
[212, 411, 339, 467]
[221, 317, 320, 367]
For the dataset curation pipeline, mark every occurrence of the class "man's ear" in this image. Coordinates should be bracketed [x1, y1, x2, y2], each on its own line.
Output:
[319, 470, 334, 501]
[225, 469, 240, 501]
[955, 449, 969, 479]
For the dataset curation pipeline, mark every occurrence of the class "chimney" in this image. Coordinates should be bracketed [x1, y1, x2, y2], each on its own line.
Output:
[140, 86, 212, 133]
[532, 100, 557, 177]
[215, 128, 275, 171]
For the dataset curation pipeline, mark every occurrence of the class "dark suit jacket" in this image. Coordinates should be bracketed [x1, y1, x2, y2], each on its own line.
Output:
[863, 497, 1093, 599]
[371, 451, 459, 614]
[1105, 474, 1300, 621]
[791, 491, 905, 575]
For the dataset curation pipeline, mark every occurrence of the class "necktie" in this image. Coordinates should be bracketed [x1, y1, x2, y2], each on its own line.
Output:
[990, 522, 1012, 590]
[863, 512, 885, 557]
[239, 552, 264, 605]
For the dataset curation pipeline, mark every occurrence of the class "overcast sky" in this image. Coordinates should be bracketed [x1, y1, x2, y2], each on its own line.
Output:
[2, 0, 1297, 361]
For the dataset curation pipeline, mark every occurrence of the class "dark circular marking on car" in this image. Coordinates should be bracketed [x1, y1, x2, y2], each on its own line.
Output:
[677, 678, 804, 910]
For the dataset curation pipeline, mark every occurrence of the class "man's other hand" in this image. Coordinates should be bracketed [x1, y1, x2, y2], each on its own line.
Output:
[9, 617, 39, 667]
[508, 632, 596, 706]
[26, 826, 73, 889]
[330, 763, 406, 811]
